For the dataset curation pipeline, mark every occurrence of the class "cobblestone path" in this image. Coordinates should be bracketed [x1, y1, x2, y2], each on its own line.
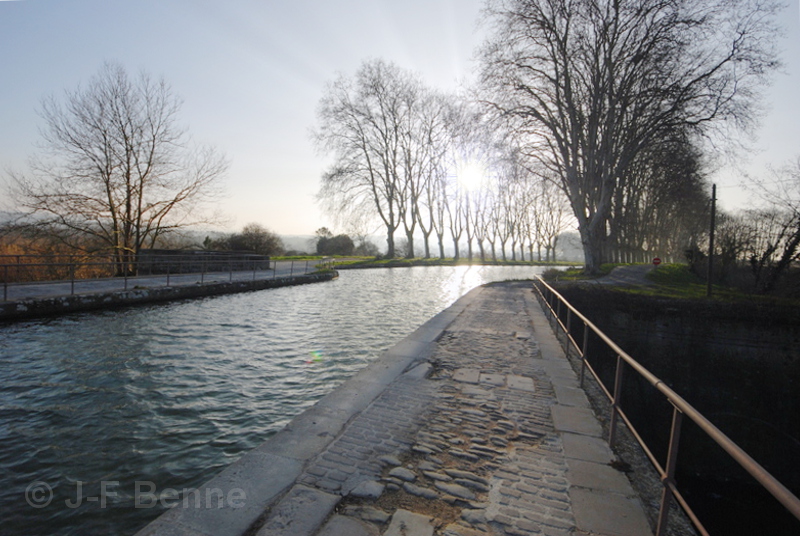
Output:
[253, 283, 653, 536]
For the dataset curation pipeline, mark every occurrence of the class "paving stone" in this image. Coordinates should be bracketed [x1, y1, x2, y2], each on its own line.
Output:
[560, 432, 614, 464]
[570, 487, 654, 536]
[403, 482, 439, 499]
[422, 470, 453, 481]
[566, 459, 636, 494]
[550, 405, 603, 437]
[317, 515, 379, 536]
[348, 480, 385, 499]
[461, 508, 486, 524]
[454, 478, 490, 493]
[553, 384, 590, 407]
[435, 482, 477, 500]
[384, 509, 435, 536]
[388, 466, 417, 481]
[454, 368, 480, 383]
[507, 375, 535, 392]
[442, 523, 487, 536]
[378, 455, 402, 466]
[480, 373, 505, 386]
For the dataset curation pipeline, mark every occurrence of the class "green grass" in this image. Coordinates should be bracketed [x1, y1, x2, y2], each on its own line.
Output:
[541, 263, 616, 281]
[335, 257, 573, 269]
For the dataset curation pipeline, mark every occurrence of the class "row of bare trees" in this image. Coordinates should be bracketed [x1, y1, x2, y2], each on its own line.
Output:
[314, 59, 575, 262]
[315, 0, 781, 269]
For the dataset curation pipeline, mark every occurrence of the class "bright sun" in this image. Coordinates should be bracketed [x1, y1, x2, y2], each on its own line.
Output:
[457, 162, 485, 192]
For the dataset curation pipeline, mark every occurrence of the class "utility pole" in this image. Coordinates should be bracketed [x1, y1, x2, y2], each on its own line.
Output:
[707, 184, 716, 298]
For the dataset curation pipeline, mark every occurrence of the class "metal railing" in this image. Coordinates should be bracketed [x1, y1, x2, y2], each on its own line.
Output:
[2, 254, 328, 302]
[532, 276, 800, 536]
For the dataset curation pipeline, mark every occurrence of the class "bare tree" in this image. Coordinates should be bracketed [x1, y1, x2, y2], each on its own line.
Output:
[315, 59, 425, 258]
[8, 62, 227, 274]
[480, 0, 781, 272]
[745, 158, 800, 292]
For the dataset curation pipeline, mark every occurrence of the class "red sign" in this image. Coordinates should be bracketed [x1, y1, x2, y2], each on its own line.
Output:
[653, 257, 662, 265]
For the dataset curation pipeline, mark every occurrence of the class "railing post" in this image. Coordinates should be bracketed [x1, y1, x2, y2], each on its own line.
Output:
[305, 259, 309, 274]
[290, 260, 294, 277]
[253, 260, 257, 281]
[70, 261, 75, 295]
[166, 264, 171, 286]
[609, 354, 625, 447]
[273, 261, 277, 279]
[3, 265, 7, 302]
[565, 309, 572, 359]
[229, 260, 233, 282]
[656, 406, 684, 536]
[580, 324, 589, 388]
[555, 300, 562, 337]
[201, 260, 206, 284]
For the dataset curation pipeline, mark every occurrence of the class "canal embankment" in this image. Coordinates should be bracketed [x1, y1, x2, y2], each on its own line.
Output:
[0, 271, 337, 322]
[135, 281, 655, 536]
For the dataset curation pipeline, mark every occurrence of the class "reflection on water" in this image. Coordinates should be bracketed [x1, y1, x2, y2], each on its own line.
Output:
[0, 265, 544, 535]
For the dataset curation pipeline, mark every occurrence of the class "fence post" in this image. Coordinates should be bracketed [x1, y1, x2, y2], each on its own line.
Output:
[253, 260, 256, 281]
[656, 406, 684, 536]
[166, 264, 171, 286]
[229, 260, 233, 282]
[3, 265, 7, 302]
[70, 261, 75, 295]
[273, 261, 277, 279]
[609, 354, 625, 447]
[290, 261, 294, 277]
[305, 259, 309, 274]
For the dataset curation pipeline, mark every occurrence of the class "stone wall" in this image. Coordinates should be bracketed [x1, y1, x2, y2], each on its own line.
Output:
[0, 271, 337, 323]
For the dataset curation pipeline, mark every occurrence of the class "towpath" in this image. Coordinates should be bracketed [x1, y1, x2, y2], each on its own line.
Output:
[137, 282, 655, 536]
[1, 259, 321, 302]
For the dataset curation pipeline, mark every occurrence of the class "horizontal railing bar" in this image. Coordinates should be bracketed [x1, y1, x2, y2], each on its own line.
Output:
[616, 404, 667, 477]
[532, 276, 800, 525]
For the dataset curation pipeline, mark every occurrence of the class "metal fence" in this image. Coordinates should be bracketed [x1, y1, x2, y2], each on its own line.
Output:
[532, 276, 800, 536]
[1, 254, 332, 302]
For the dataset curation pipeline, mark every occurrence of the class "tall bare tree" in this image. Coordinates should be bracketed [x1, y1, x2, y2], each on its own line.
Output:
[315, 59, 424, 258]
[9, 63, 227, 273]
[480, 0, 781, 272]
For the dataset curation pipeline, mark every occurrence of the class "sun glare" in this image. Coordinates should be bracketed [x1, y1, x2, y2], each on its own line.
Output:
[457, 161, 485, 192]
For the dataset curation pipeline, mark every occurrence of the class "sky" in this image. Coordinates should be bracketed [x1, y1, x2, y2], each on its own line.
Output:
[0, 0, 798, 237]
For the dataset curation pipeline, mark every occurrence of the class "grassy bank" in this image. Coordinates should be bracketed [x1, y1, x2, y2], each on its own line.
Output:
[546, 263, 799, 305]
[333, 257, 574, 269]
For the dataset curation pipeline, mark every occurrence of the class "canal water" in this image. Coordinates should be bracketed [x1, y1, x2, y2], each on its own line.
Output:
[0, 265, 545, 535]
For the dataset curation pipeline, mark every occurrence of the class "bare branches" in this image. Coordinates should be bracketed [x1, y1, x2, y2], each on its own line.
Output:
[8, 63, 227, 269]
[479, 0, 781, 271]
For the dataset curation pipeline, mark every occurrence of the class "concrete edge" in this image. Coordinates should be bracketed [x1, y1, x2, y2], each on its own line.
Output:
[0, 272, 338, 323]
[133, 284, 485, 536]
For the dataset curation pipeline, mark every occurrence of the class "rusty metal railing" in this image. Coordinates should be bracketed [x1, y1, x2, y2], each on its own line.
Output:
[532, 276, 800, 536]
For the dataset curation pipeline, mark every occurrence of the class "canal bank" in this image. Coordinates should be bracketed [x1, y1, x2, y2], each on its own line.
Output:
[135, 281, 655, 536]
[0, 271, 337, 322]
